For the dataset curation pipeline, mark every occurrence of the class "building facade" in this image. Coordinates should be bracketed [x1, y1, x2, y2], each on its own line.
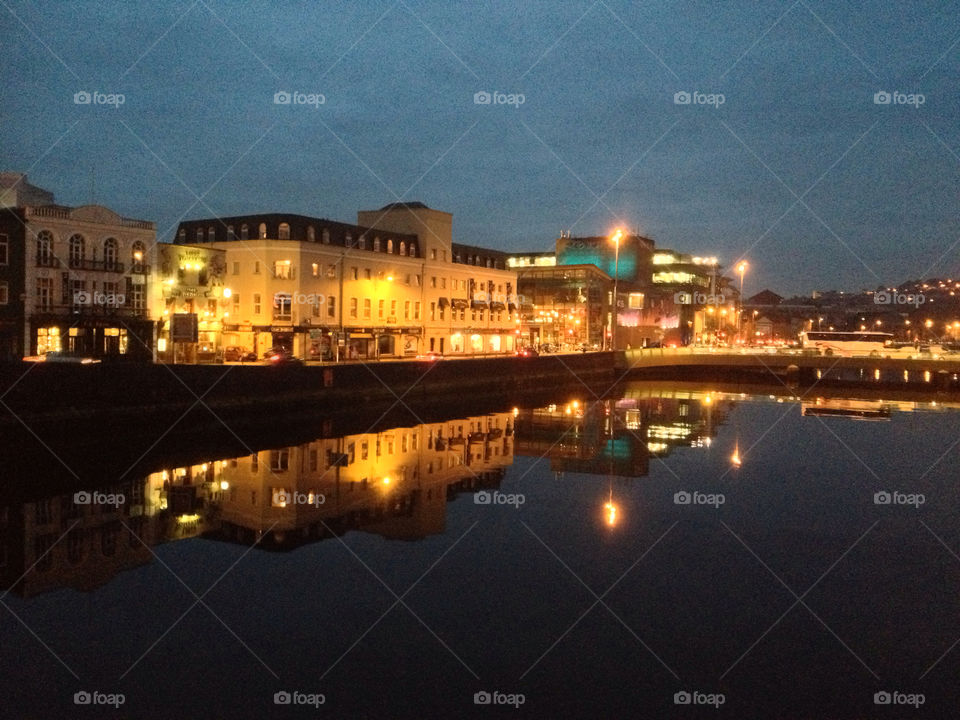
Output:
[0, 196, 155, 360]
[178, 202, 519, 359]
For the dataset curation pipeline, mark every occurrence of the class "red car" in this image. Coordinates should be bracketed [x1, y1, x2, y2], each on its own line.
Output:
[515, 348, 539, 358]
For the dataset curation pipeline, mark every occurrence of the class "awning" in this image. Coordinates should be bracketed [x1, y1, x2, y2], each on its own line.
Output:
[438, 297, 450, 308]
[452, 298, 469, 309]
[471, 300, 488, 310]
[348, 333, 373, 340]
[507, 302, 517, 311]
[490, 302, 506, 311]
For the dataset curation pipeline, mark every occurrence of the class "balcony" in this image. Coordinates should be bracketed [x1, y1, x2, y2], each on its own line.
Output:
[68, 258, 125, 273]
[36, 255, 61, 268]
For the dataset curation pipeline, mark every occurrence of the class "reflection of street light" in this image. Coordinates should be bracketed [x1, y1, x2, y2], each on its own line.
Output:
[609, 229, 623, 350]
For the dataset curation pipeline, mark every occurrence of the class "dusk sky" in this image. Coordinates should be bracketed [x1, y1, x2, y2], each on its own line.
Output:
[3, 0, 959, 296]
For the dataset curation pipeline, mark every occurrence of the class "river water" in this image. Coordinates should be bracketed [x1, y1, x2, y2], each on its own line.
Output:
[1, 382, 958, 718]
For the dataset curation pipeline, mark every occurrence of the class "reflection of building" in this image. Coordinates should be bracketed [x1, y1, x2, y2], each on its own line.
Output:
[514, 390, 730, 477]
[0, 175, 155, 360]
[178, 202, 519, 360]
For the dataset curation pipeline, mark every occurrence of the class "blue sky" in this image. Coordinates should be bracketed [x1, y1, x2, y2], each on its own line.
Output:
[2, 0, 959, 295]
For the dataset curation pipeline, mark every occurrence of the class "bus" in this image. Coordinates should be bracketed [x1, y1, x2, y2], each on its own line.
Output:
[800, 330, 893, 356]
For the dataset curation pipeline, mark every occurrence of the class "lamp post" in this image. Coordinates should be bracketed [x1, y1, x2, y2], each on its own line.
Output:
[736, 261, 748, 343]
[610, 229, 622, 350]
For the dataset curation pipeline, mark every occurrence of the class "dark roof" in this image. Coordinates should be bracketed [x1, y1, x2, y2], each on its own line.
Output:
[378, 201, 430, 211]
[747, 289, 783, 305]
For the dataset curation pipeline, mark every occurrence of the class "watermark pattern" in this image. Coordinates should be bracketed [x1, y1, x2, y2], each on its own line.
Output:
[273, 690, 325, 707]
[874, 690, 924, 707]
[474, 490, 525, 509]
[874, 290, 924, 307]
[674, 690, 725, 707]
[474, 690, 525, 707]
[674, 90, 725, 107]
[873, 90, 924, 107]
[73, 90, 125, 107]
[474, 90, 525, 107]
[275, 291, 327, 307]
[874, 490, 925, 508]
[274, 91, 325, 108]
[74, 290, 125, 307]
[674, 491, 725, 508]
[74, 691, 125, 708]
[675, 291, 725, 306]
[74, 490, 125, 508]
[272, 490, 325, 507]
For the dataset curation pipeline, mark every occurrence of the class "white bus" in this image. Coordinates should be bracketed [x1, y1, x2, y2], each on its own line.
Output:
[800, 330, 893, 356]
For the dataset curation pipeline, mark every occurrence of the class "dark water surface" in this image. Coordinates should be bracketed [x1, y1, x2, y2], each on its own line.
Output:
[2, 384, 959, 718]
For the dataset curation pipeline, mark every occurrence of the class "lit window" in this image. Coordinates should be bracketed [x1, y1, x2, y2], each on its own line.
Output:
[278, 223, 290, 240]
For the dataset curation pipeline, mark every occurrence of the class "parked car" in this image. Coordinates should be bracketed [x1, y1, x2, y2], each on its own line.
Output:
[416, 351, 443, 362]
[264, 346, 302, 365]
[224, 346, 256, 362]
[515, 348, 539, 358]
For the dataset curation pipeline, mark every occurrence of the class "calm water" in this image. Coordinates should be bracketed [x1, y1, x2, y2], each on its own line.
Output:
[2, 383, 960, 718]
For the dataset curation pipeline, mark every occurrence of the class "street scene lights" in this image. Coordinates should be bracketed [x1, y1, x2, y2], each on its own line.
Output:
[736, 261, 748, 342]
[609, 229, 622, 350]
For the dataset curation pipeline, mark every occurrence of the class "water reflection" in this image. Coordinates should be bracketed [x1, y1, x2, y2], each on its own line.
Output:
[6, 383, 959, 599]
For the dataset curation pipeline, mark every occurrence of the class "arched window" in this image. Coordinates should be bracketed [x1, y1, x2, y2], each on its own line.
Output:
[227, 225, 235, 240]
[196, 229, 203, 242]
[321, 228, 330, 244]
[307, 226, 315, 242]
[207, 226, 215, 241]
[103, 238, 118, 269]
[345, 232, 353, 247]
[69, 234, 85, 267]
[387, 239, 394, 254]
[178, 228, 186, 242]
[278, 223, 290, 240]
[399, 241, 406, 256]
[131, 241, 146, 269]
[358, 235, 366, 250]
[373, 237, 381, 252]
[240, 224, 249, 240]
[258, 223, 267, 239]
[36, 230, 53, 264]
[409, 244, 417, 258]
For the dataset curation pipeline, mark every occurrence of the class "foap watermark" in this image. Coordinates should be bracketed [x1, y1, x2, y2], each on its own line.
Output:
[471, 291, 526, 306]
[474, 90, 525, 107]
[674, 490, 725, 508]
[474, 690, 525, 708]
[275, 291, 327, 307]
[874, 490, 925, 508]
[74, 491, 125, 508]
[474, 490, 525, 509]
[274, 90, 325, 108]
[74, 290, 124, 307]
[874, 690, 924, 708]
[674, 690, 725, 708]
[674, 90, 725, 107]
[274, 690, 325, 707]
[874, 290, 924, 307]
[273, 490, 325, 507]
[675, 291, 725, 306]
[73, 90, 125, 107]
[873, 90, 924, 107]
[74, 691, 125, 708]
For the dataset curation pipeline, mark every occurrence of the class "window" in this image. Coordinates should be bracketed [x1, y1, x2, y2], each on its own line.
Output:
[322, 228, 330, 244]
[228, 225, 236, 240]
[345, 233, 353, 247]
[270, 449, 290, 471]
[233, 294, 240, 315]
[409, 244, 417, 258]
[440, 278, 446, 289]
[259, 223, 267, 239]
[387, 239, 394, 254]
[431, 277, 437, 288]
[178, 229, 186, 242]
[0, 281, 7, 305]
[378, 299, 385, 319]
[327, 296, 335, 318]
[273, 293, 292, 320]
[361, 441, 369, 460]
[36, 230, 53, 265]
[399, 241, 406, 256]
[326, 264, 336, 278]
[278, 223, 290, 239]
[364, 268, 371, 279]
[374, 237, 381, 252]
[36, 278, 52, 310]
[358, 235, 366, 250]
[68, 234, 84, 266]
[208, 225, 216, 241]
[196, 228, 203, 242]
[307, 226, 315, 242]
[414, 302, 420, 320]
[363, 298, 371, 318]
[390, 300, 397, 317]
[103, 238, 118, 269]
[404, 274, 411, 285]
[430, 302, 436, 321]
[254, 261, 260, 274]
[233, 261, 240, 275]
[273, 261, 292, 279]
[312, 263, 319, 277]
[253, 293, 261, 314]
[240, 224, 249, 240]
[404, 301, 410, 320]
[430, 249, 437, 260]
[349, 298, 358, 318]
[131, 241, 146, 269]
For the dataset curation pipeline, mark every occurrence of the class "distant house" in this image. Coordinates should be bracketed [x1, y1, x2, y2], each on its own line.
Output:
[747, 289, 783, 306]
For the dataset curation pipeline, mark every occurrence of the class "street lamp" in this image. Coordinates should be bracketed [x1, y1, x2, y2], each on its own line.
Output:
[736, 261, 748, 342]
[609, 229, 623, 350]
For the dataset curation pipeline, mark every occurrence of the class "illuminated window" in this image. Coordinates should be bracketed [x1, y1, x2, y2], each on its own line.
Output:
[259, 223, 267, 239]
[399, 241, 406, 256]
[374, 237, 381, 252]
[327, 296, 335, 318]
[278, 223, 290, 240]
[240, 224, 249, 240]
[387, 239, 394, 254]
[273, 261, 292, 279]
[363, 299, 371, 318]
[349, 298, 357, 318]
[307, 226, 315, 242]
[253, 293, 261, 314]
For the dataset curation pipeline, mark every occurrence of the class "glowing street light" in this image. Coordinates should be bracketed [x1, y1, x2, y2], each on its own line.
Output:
[736, 261, 748, 341]
[609, 229, 623, 351]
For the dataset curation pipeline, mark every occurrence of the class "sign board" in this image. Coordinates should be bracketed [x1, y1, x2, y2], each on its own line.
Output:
[172, 313, 198, 342]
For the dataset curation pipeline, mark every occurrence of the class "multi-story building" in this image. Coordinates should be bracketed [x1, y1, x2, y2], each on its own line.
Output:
[0, 176, 155, 360]
[178, 201, 519, 359]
